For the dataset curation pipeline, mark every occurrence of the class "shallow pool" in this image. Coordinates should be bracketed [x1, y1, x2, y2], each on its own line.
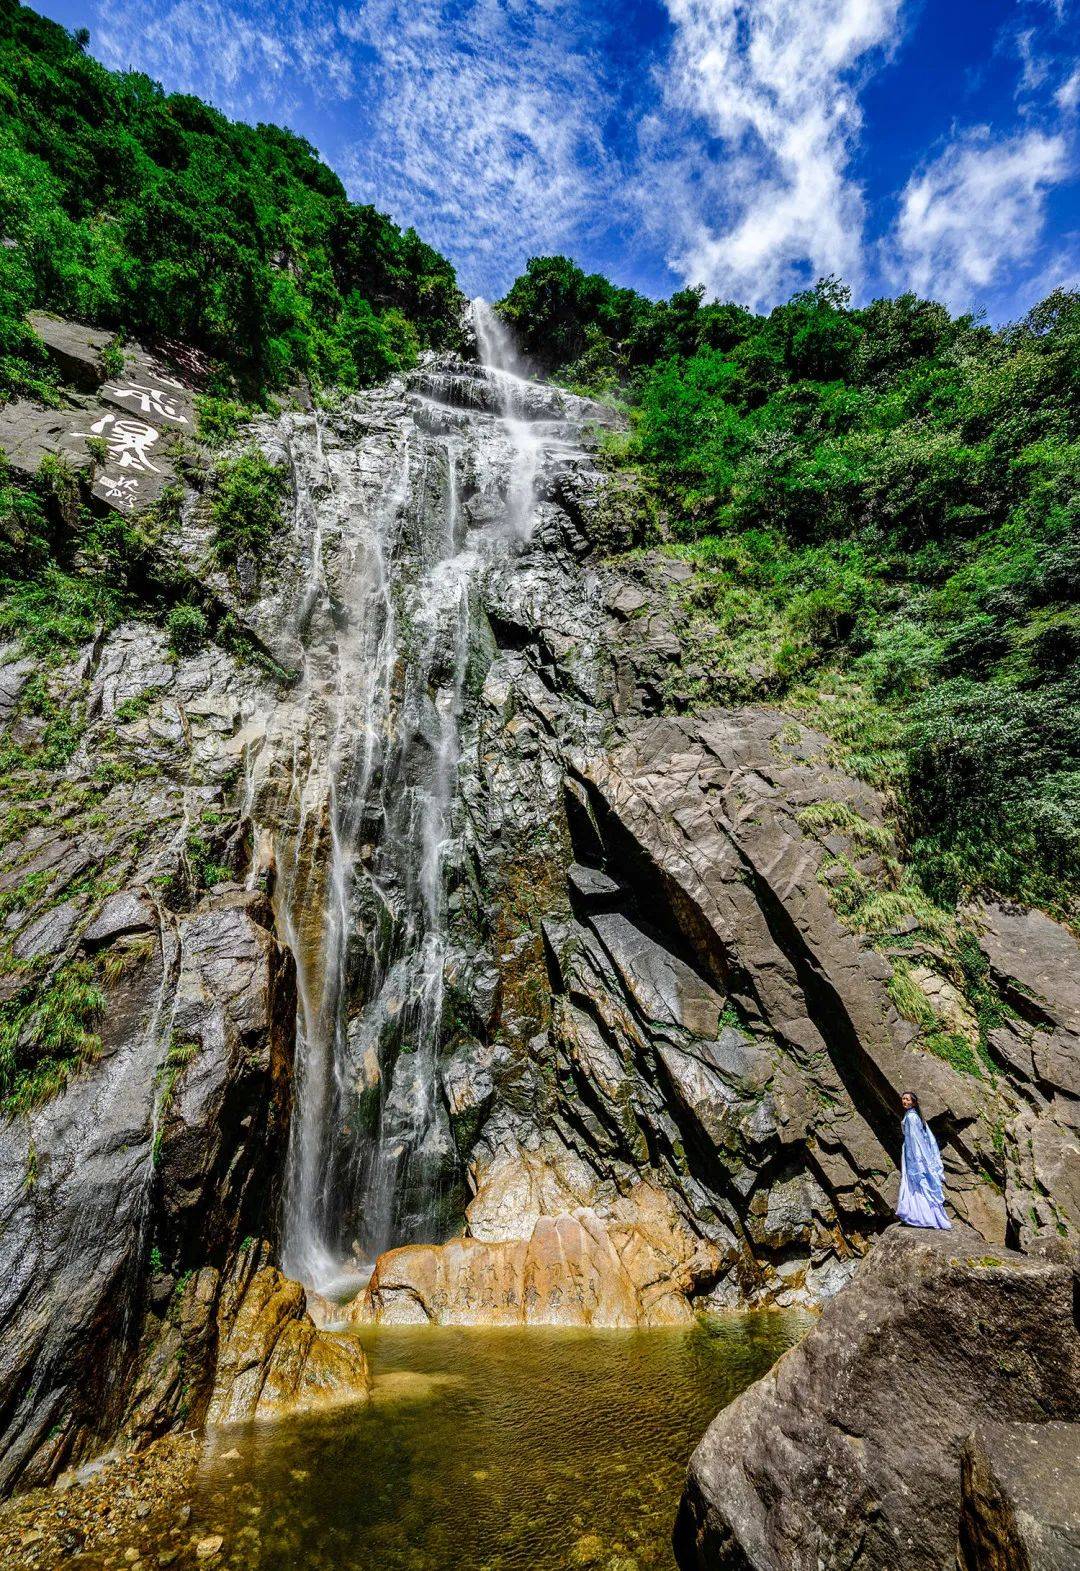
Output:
[193, 1314, 809, 1571]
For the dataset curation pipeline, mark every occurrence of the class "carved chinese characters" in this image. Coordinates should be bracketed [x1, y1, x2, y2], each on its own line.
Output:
[1, 314, 198, 515]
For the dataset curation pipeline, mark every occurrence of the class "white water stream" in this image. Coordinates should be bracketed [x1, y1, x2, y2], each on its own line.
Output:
[245, 303, 584, 1294]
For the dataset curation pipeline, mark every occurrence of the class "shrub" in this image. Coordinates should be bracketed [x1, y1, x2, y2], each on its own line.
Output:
[0, 960, 105, 1114]
[166, 603, 208, 656]
[100, 334, 126, 379]
[210, 449, 287, 568]
[195, 395, 250, 448]
[0, 566, 122, 656]
[153, 1036, 201, 1160]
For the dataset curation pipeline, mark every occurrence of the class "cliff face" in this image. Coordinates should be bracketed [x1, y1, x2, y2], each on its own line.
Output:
[0, 325, 1076, 1486]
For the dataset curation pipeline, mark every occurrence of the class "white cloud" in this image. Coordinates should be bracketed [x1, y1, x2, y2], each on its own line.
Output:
[890, 127, 1071, 307]
[1057, 64, 1080, 112]
[334, 0, 616, 295]
[1015, 28, 1052, 96]
[1022, 242, 1080, 305]
[638, 0, 904, 309]
[92, 0, 356, 118]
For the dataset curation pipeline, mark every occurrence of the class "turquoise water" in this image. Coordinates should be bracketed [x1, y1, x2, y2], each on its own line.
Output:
[192, 1315, 809, 1571]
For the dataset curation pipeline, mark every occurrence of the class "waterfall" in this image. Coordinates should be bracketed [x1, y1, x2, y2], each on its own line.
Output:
[250, 304, 589, 1296]
[471, 297, 522, 377]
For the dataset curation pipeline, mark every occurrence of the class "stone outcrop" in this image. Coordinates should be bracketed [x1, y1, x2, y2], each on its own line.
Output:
[0, 881, 296, 1492]
[673, 1225, 1079, 1571]
[117, 1241, 368, 1450]
[3, 317, 1079, 1503]
[957, 1422, 1080, 1570]
[206, 1252, 369, 1424]
[355, 1177, 719, 1327]
[1, 313, 197, 513]
[0, 513, 302, 1488]
[972, 902, 1080, 1248]
[428, 486, 1079, 1312]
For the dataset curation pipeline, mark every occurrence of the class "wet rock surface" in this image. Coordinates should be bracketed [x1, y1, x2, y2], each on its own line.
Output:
[0, 882, 296, 1492]
[207, 1251, 369, 1423]
[2, 320, 1079, 1508]
[673, 1225, 1080, 1571]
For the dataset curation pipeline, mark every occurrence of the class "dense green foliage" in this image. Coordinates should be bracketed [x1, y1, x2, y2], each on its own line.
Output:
[501, 255, 753, 394]
[0, 0, 1073, 937]
[502, 260, 1080, 917]
[0, 0, 463, 401]
[210, 448, 287, 568]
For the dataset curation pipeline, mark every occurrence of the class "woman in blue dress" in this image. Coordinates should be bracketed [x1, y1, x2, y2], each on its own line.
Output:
[896, 1092, 951, 1229]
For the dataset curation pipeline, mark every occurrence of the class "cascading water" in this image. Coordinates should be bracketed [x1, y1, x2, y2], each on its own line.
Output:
[247, 302, 594, 1294]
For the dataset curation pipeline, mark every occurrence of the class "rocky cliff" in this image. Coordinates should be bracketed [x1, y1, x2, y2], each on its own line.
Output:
[0, 317, 1077, 1488]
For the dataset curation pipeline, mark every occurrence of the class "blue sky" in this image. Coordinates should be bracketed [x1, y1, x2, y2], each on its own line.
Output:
[34, 0, 1080, 318]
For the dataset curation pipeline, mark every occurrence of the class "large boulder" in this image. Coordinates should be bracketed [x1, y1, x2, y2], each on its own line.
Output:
[27, 312, 113, 390]
[674, 1225, 1079, 1571]
[357, 1180, 719, 1327]
[207, 1253, 369, 1425]
[957, 1422, 1080, 1571]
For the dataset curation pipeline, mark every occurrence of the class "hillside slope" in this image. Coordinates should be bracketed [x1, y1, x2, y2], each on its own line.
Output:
[0, 0, 464, 404]
[500, 258, 1080, 925]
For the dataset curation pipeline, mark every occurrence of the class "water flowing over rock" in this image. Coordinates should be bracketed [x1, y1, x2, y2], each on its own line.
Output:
[1, 305, 1078, 1485]
[235, 321, 621, 1296]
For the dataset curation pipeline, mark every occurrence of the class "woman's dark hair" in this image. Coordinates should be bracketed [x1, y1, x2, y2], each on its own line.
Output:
[902, 1091, 921, 1114]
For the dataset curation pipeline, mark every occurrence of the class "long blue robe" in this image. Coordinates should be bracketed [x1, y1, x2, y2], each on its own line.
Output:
[896, 1109, 951, 1229]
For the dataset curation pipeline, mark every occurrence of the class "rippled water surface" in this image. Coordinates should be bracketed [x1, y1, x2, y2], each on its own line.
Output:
[193, 1315, 810, 1571]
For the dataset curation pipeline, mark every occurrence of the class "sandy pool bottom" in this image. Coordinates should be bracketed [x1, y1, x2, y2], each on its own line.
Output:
[192, 1313, 810, 1571]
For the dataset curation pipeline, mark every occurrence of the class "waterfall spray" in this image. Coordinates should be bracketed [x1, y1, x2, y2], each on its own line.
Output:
[249, 304, 594, 1294]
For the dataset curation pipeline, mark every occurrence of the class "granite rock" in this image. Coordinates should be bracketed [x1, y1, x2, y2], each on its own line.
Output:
[674, 1226, 1079, 1571]
[957, 1421, 1080, 1571]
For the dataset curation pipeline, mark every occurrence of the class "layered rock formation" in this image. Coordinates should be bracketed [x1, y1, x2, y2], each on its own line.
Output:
[1, 316, 1077, 1490]
[449, 539, 1079, 1309]
[206, 1251, 369, 1424]
[674, 1225, 1079, 1571]
[0, 877, 297, 1491]
[973, 903, 1080, 1247]
[355, 1178, 719, 1327]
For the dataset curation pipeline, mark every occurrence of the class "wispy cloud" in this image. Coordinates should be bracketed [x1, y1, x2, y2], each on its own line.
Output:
[890, 127, 1071, 307]
[1015, 27, 1053, 97]
[92, 0, 355, 118]
[74, 0, 1079, 314]
[637, 0, 904, 309]
[334, 0, 617, 296]
[1057, 64, 1080, 112]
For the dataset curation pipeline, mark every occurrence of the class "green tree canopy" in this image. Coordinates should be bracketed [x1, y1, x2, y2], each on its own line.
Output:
[0, 0, 464, 400]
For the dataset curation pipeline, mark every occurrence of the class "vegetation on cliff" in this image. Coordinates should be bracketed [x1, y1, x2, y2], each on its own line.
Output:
[0, 0, 463, 404]
[501, 258, 1080, 919]
[0, 0, 1074, 927]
